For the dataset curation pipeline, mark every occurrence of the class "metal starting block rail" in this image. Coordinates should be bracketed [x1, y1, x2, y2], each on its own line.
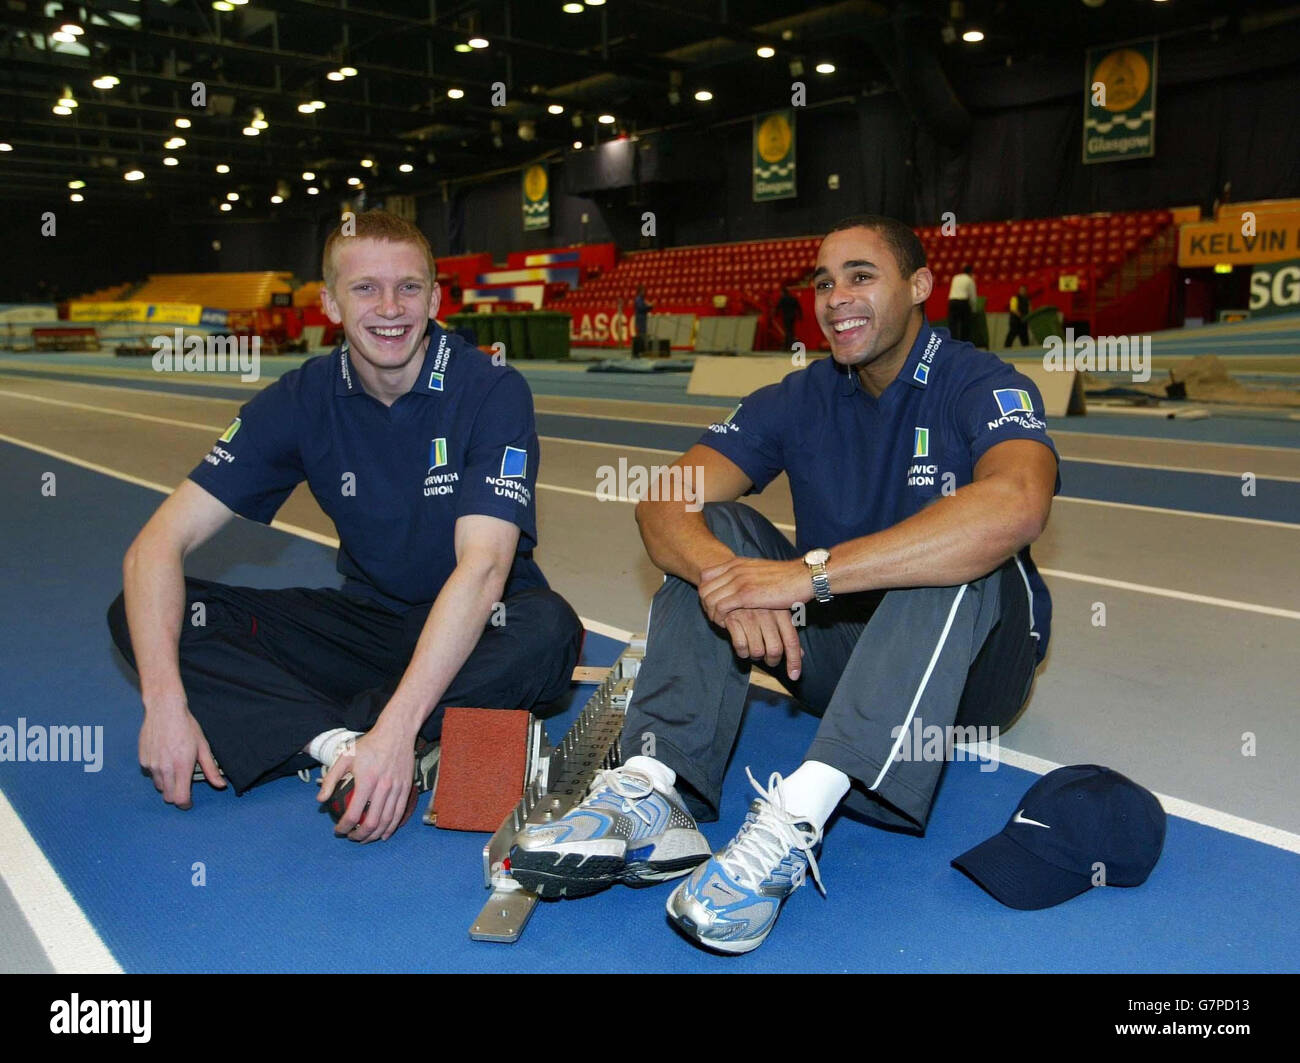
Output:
[469, 635, 645, 943]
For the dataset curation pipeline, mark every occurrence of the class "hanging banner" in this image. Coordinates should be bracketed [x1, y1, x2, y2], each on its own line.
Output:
[1084, 39, 1157, 164]
[522, 162, 550, 231]
[753, 110, 796, 202]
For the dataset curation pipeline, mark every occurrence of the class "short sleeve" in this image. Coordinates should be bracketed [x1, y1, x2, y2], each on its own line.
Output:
[696, 383, 785, 493]
[455, 370, 540, 549]
[954, 363, 1060, 477]
[187, 383, 303, 523]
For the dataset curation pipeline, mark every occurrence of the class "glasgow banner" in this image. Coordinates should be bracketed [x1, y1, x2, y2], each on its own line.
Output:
[753, 110, 796, 202]
[1084, 39, 1157, 164]
[522, 163, 550, 231]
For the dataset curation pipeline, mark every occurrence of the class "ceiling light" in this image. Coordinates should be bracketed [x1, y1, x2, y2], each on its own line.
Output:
[298, 102, 315, 113]
[175, 117, 191, 128]
[327, 70, 345, 81]
[347, 176, 361, 186]
[252, 119, 268, 130]
[340, 66, 357, 77]
[229, 0, 250, 5]
[213, 1, 234, 10]
[124, 169, 144, 181]
[52, 30, 76, 44]
[572, 140, 583, 149]
[399, 162, 413, 173]
[68, 180, 86, 189]
[92, 76, 115, 89]
[962, 29, 985, 42]
[586, 0, 607, 5]
[757, 46, 776, 58]
[307, 186, 319, 195]
[220, 202, 232, 211]
[815, 62, 835, 74]
[52, 105, 73, 116]
[60, 23, 85, 36]
[598, 113, 615, 124]
[447, 88, 465, 99]
[216, 163, 231, 173]
[694, 90, 713, 101]
[548, 104, 565, 115]
[301, 171, 315, 180]
[271, 195, 284, 204]
[0, 143, 11, 151]
[562, 3, 583, 12]
[468, 37, 489, 49]
[163, 156, 179, 166]
[227, 192, 240, 201]
[70, 193, 84, 202]
[57, 92, 78, 108]
[242, 126, 259, 136]
[454, 43, 473, 53]
[360, 158, 374, 167]
[164, 137, 186, 149]
[309, 100, 325, 110]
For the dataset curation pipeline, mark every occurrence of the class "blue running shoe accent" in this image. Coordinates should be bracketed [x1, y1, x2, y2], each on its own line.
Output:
[666, 768, 824, 954]
[508, 767, 711, 898]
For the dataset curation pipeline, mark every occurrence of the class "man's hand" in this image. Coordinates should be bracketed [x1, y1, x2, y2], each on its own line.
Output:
[138, 695, 225, 809]
[717, 607, 804, 680]
[699, 557, 811, 624]
[317, 723, 416, 843]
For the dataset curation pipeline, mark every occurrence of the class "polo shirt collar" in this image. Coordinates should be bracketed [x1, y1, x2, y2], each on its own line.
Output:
[835, 319, 941, 396]
[333, 321, 448, 397]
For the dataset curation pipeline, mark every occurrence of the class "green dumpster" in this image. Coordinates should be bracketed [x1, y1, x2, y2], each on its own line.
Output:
[527, 311, 571, 360]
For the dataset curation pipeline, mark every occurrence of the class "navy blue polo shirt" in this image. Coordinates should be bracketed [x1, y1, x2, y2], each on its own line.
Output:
[189, 323, 547, 611]
[700, 322, 1060, 661]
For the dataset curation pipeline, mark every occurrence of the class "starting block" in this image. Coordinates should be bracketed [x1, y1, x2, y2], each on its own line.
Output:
[425, 708, 550, 831]
[468, 635, 645, 943]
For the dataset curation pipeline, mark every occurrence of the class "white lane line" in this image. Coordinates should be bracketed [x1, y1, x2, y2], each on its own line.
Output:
[0, 786, 122, 973]
[1052, 495, 1299, 529]
[2, 434, 1297, 873]
[953, 745, 1300, 855]
[3, 431, 1296, 621]
[1051, 429, 1300, 455]
[1036, 568, 1300, 620]
[6, 381, 1300, 483]
[1061, 455, 1300, 483]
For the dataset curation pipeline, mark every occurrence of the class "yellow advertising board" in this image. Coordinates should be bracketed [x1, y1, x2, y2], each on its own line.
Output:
[68, 301, 149, 322]
[1178, 210, 1300, 268]
[147, 303, 204, 325]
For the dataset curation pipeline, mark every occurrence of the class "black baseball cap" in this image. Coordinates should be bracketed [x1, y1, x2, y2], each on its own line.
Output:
[952, 764, 1166, 910]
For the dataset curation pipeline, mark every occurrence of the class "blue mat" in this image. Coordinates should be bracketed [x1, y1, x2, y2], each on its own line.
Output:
[2, 441, 1298, 972]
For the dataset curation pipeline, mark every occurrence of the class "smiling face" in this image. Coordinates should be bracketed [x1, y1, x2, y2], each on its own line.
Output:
[321, 237, 440, 390]
[813, 226, 932, 385]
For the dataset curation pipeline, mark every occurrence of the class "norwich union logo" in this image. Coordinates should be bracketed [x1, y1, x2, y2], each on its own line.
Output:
[429, 437, 447, 470]
[913, 427, 929, 459]
[219, 418, 241, 443]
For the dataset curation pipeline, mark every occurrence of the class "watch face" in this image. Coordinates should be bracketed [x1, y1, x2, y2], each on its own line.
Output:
[805, 548, 830, 565]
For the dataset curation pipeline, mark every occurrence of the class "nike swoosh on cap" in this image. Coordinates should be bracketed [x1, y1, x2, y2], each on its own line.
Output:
[1013, 809, 1052, 829]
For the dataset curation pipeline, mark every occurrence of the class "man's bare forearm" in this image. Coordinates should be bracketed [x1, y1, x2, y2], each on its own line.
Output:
[636, 501, 735, 586]
[375, 559, 510, 739]
[122, 534, 189, 713]
[826, 477, 1047, 594]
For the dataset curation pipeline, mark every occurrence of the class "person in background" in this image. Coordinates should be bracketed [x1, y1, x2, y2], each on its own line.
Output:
[1006, 285, 1031, 347]
[947, 264, 976, 342]
[777, 286, 803, 350]
[633, 285, 653, 356]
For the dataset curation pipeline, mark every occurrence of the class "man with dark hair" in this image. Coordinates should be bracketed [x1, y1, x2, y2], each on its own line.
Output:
[108, 209, 583, 842]
[510, 214, 1059, 954]
[948, 264, 976, 342]
[776, 286, 802, 350]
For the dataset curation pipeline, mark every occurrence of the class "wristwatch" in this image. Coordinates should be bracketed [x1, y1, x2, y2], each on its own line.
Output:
[803, 548, 833, 603]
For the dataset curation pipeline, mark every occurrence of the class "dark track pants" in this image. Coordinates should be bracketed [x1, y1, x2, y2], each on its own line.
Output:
[947, 299, 972, 342]
[622, 503, 1038, 831]
[108, 580, 583, 794]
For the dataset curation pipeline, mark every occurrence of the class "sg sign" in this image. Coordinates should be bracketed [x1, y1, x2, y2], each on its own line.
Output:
[1249, 258, 1300, 318]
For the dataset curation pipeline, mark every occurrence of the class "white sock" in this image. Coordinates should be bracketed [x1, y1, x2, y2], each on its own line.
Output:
[780, 760, 850, 833]
[623, 755, 676, 793]
[307, 728, 363, 769]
